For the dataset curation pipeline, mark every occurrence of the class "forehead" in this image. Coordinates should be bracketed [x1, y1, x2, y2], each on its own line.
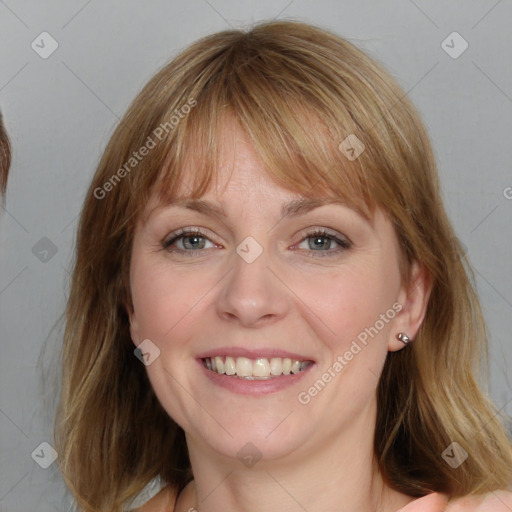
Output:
[145, 174, 373, 231]
[181, 118, 274, 195]
[143, 113, 376, 226]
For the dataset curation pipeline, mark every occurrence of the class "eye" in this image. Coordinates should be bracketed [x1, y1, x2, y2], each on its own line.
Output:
[161, 227, 351, 258]
[295, 229, 351, 257]
[162, 228, 217, 256]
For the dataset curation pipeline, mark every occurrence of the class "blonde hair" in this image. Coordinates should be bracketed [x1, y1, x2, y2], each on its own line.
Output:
[54, 20, 512, 511]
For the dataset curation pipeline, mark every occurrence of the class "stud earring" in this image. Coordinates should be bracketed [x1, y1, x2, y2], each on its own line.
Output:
[396, 332, 411, 345]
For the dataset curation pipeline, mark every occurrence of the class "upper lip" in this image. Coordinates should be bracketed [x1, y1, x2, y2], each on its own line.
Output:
[197, 347, 315, 362]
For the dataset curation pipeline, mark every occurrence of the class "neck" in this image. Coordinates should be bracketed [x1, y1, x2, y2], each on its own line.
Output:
[177, 400, 414, 512]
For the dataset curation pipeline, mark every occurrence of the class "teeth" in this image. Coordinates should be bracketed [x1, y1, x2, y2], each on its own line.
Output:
[270, 357, 282, 375]
[236, 357, 252, 377]
[253, 358, 270, 377]
[214, 356, 224, 374]
[202, 356, 312, 378]
[225, 356, 236, 375]
[291, 360, 301, 374]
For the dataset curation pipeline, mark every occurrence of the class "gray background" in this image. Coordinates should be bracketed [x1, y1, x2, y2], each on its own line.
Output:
[1, 1, 511, 511]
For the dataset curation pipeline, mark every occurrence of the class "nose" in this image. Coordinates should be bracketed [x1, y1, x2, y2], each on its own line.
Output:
[215, 242, 290, 328]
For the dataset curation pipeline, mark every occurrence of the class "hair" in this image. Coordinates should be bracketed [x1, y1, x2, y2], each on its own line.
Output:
[54, 19, 512, 512]
[0, 111, 11, 201]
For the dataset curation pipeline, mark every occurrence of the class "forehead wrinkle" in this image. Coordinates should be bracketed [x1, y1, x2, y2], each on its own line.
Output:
[146, 195, 372, 227]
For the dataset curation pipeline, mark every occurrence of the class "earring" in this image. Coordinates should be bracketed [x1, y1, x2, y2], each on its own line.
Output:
[396, 332, 411, 345]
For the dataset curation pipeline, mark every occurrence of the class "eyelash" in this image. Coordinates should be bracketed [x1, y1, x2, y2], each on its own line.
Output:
[161, 227, 352, 258]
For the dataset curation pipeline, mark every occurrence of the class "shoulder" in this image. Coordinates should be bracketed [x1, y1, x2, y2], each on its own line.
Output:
[135, 484, 177, 512]
[134, 479, 194, 512]
[446, 490, 512, 511]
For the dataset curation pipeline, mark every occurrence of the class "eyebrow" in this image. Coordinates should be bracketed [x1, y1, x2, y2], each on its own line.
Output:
[164, 197, 363, 220]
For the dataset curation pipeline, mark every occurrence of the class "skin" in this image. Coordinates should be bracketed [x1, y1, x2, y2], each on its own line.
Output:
[129, 116, 433, 512]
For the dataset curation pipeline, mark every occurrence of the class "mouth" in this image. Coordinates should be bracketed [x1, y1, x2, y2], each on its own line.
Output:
[201, 356, 314, 380]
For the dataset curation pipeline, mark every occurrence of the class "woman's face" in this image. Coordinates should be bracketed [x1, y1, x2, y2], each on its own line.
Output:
[128, 117, 428, 465]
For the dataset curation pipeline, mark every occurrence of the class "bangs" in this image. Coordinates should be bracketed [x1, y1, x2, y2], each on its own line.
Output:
[145, 36, 385, 222]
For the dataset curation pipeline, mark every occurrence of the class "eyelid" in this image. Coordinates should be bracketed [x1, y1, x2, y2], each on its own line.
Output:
[291, 228, 352, 257]
[161, 225, 352, 258]
[295, 226, 351, 245]
[161, 226, 219, 250]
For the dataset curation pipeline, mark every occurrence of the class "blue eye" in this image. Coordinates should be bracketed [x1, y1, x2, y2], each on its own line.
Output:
[162, 228, 215, 255]
[162, 228, 351, 257]
[296, 229, 351, 257]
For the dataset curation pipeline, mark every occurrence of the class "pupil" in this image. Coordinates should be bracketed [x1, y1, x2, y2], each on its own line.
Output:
[310, 236, 330, 250]
[184, 236, 204, 249]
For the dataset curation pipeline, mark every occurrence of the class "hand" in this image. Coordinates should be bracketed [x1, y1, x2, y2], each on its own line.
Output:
[445, 490, 512, 511]
[396, 490, 512, 512]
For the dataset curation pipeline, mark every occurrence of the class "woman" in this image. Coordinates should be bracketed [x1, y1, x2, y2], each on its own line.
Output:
[54, 21, 512, 512]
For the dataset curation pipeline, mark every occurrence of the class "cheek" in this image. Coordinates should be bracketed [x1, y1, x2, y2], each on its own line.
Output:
[130, 256, 201, 342]
[293, 260, 401, 420]
[291, 258, 400, 349]
[130, 253, 228, 352]
[129, 256, 212, 424]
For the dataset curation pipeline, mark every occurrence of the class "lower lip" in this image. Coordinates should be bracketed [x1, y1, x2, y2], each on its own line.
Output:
[196, 359, 315, 395]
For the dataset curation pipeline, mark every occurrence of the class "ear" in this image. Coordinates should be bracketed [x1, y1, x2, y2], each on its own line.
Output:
[125, 300, 141, 348]
[388, 260, 432, 352]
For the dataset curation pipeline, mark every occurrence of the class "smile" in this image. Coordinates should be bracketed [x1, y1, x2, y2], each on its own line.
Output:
[202, 356, 314, 379]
